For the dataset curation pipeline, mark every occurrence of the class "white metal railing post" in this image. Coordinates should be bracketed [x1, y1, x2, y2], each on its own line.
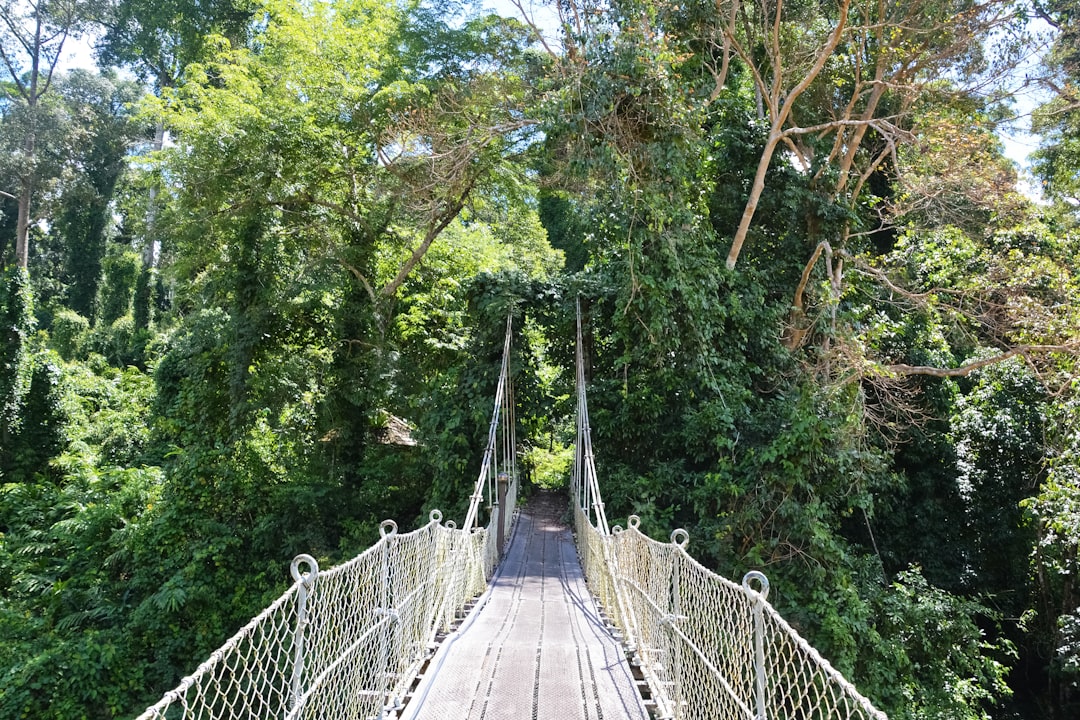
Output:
[289, 554, 319, 715]
[670, 530, 689, 715]
[743, 571, 771, 720]
[496, 472, 509, 556]
[377, 520, 399, 718]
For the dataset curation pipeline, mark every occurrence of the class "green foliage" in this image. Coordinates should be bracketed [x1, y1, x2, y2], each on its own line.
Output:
[63, 359, 159, 467]
[537, 192, 589, 273]
[1, 0, 1076, 718]
[0, 627, 149, 720]
[951, 357, 1046, 600]
[152, 308, 235, 446]
[525, 437, 574, 490]
[529, 4, 1062, 717]
[865, 567, 1015, 720]
[54, 71, 150, 319]
[1033, 0, 1080, 211]
[133, 266, 156, 331]
[50, 308, 90, 360]
[0, 348, 163, 713]
[418, 271, 556, 521]
[98, 249, 141, 326]
[97, 0, 257, 85]
[1021, 392, 1080, 716]
[390, 213, 562, 399]
[86, 314, 138, 366]
[0, 267, 35, 441]
[0, 464, 162, 719]
[0, 342, 162, 716]
[0, 351, 68, 483]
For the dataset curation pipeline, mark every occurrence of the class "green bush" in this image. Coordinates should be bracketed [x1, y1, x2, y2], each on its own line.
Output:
[86, 314, 136, 366]
[524, 438, 573, 490]
[865, 567, 1015, 720]
[98, 250, 140, 326]
[0, 350, 66, 482]
[51, 308, 90, 360]
[1, 266, 35, 439]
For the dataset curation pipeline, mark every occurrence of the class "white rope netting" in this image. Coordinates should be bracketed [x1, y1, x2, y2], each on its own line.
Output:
[574, 510, 888, 720]
[137, 315, 520, 720]
[135, 513, 494, 720]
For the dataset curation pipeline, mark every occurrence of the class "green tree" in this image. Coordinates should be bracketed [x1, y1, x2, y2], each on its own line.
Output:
[1022, 393, 1080, 718]
[0, 266, 34, 452]
[864, 567, 1014, 720]
[96, 0, 260, 270]
[97, 0, 254, 87]
[0, 349, 66, 483]
[0, 351, 162, 718]
[951, 357, 1046, 602]
[530, 0, 1068, 716]
[0, 73, 75, 272]
[0, 0, 95, 269]
[145, 0, 539, 471]
[97, 247, 139, 325]
[1033, 0, 1080, 208]
[98, 0, 553, 708]
[53, 70, 148, 319]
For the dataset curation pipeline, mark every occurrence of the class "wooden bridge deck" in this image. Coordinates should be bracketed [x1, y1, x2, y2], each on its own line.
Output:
[399, 493, 648, 720]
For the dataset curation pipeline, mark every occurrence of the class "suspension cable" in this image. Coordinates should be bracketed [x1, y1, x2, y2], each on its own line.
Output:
[463, 313, 515, 531]
[575, 298, 609, 535]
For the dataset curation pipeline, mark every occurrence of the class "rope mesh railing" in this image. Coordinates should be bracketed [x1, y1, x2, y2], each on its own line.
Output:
[136, 315, 519, 720]
[574, 511, 888, 720]
[135, 513, 492, 720]
[571, 299, 887, 720]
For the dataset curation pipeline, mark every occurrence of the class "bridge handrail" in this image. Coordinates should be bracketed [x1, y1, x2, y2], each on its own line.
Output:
[574, 507, 888, 720]
[135, 511, 496, 720]
[571, 296, 886, 720]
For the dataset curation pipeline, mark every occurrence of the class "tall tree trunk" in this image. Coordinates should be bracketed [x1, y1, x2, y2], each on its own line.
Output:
[142, 118, 166, 269]
[15, 173, 31, 269]
[13, 10, 42, 270]
[9, 1, 46, 270]
[2, 0, 76, 270]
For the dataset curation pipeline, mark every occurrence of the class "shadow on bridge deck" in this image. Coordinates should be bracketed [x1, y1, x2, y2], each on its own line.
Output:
[398, 491, 649, 720]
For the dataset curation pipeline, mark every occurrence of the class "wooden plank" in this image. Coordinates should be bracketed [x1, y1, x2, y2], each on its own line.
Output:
[400, 493, 648, 720]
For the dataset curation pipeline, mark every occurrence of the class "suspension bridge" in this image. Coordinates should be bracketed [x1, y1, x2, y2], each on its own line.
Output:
[135, 308, 888, 720]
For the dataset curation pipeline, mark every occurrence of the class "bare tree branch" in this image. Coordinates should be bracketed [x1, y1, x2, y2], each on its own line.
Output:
[509, 0, 559, 60]
[785, 241, 831, 350]
[883, 344, 1080, 378]
[380, 180, 477, 298]
[340, 261, 378, 306]
[725, 0, 854, 269]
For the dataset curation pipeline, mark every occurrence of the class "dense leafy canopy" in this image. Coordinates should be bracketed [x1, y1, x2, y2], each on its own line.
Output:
[2, 0, 1080, 718]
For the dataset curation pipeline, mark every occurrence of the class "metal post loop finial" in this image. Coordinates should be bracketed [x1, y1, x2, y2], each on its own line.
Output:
[290, 554, 319, 587]
[288, 553, 319, 713]
[380, 519, 398, 538]
[742, 570, 770, 601]
[670, 528, 690, 548]
[627, 515, 641, 530]
[743, 570, 770, 720]
[429, 509, 443, 524]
